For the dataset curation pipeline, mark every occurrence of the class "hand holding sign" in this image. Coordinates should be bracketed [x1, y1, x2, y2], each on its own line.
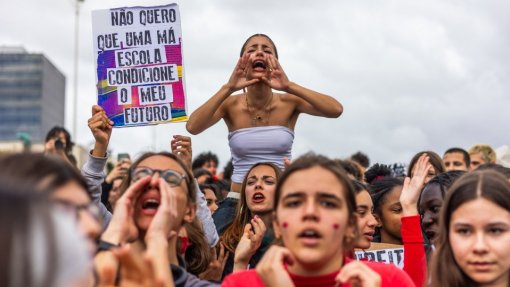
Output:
[88, 105, 113, 157]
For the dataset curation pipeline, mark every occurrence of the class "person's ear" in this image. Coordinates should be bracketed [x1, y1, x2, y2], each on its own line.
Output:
[183, 203, 196, 223]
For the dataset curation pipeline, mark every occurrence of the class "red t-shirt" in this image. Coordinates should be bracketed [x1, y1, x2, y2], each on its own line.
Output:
[222, 257, 415, 287]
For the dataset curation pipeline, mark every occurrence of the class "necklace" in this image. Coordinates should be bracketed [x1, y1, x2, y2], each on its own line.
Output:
[245, 92, 273, 126]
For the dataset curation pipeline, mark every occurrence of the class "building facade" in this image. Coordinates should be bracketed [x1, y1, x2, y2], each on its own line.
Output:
[0, 47, 66, 143]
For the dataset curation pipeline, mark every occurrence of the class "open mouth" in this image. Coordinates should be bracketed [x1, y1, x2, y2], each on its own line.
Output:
[142, 198, 160, 209]
[252, 192, 265, 203]
[139, 190, 161, 215]
[252, 60, 267, 71]
[298, 229, 323, 245]
[300, 230, 321, 238]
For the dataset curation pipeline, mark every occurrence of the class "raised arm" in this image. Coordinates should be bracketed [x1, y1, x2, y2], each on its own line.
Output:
[288, 82, 343, 118]
[400, 153, 431, 287]
[82, 105, 114, 230]
[185, 85, 229, 135]
[171, 135, 219, 246]
[400, 154, 431, 217]
[186, 53, 260, 135]
[263, 54, 343, 118]
[89, 105, 113, 158]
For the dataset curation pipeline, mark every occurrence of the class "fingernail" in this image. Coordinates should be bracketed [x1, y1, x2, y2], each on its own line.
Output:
[254, 215, 260, 219]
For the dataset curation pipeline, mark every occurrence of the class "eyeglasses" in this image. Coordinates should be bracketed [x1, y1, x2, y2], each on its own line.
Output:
[54, 199, 101, 223]
[131, 167, 187, 187]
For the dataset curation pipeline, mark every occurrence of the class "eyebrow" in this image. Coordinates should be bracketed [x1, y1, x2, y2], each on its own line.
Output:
[282, 192, 305, 200]
[453, 222, 510, 227]
[315, 192, 341, 199]
[282, 191, 343, 201]
[247, 175, 276, 180]
[487, 222, 510, 227]
[247, 44, 273, 50]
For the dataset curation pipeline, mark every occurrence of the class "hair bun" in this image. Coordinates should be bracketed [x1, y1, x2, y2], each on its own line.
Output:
[365, 163, 393, 184]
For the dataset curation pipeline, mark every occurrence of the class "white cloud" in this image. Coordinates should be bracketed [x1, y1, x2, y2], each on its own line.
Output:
[1, 0, 509, 169]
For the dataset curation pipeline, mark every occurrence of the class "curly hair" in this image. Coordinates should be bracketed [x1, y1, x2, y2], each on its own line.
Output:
[192, 151, 219, 171]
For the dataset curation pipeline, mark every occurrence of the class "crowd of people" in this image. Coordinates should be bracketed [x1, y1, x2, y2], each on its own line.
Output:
[1, 34, 510, 287]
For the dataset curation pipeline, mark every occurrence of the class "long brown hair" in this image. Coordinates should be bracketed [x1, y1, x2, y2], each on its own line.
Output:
[183, 218, 213, 275]
[220, 162, 282, 253]
[430, 170, 510, 287]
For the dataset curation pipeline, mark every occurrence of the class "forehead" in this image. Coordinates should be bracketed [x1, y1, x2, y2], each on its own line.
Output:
[204, 160, 216, 167]
[137, 155, 184, 173]
[203, 188, 216, 197]
[382, 185, 403, 205]
[355, 190, 373, 206]
[248, 165, 276, 177]
[470, 152, 484, 159]
[244, 36, 275, 50]
[421, 183, 443, 201]
[52, 181, 90, 205]
[444, 152, 464, 162]
[451, 197, 510, 224]
[280, 166, 345, 198]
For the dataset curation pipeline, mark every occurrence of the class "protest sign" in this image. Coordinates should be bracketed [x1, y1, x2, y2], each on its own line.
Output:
[355, 242, 404, 269]
[92, 4, 187, 127]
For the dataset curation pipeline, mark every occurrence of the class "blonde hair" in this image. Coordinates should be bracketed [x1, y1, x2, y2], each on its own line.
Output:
[468, 144, 496, 164]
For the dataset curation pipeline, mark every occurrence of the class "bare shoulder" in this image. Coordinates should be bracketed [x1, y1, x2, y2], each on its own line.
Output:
[275, 92, 300, 112]
[278, 92, 302, 107]
[223, 93, 245, 110]
[278, 92, 297, 103]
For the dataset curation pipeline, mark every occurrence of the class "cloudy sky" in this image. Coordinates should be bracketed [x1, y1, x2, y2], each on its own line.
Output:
[1, 0, 509, 168]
